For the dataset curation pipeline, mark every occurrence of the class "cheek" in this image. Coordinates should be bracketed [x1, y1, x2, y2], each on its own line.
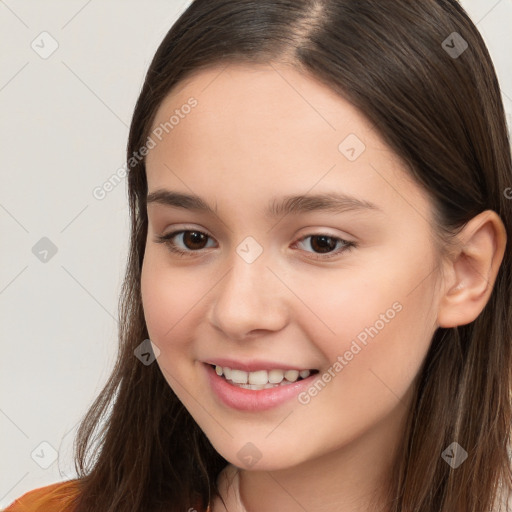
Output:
[336, 295, 434, 413]
[297, 249, 437, 398]
[140, 251, 207, 393]
[287, 261, 398, 352]
[140, 250, 199, 351]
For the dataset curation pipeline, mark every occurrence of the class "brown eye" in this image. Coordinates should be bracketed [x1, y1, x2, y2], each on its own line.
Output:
[294, 234, 356, 260]
[308, 235, 338, 254]
[155, 230, 356, 260]
[180, 231, 209, 250]
[155, 230, 215, 256]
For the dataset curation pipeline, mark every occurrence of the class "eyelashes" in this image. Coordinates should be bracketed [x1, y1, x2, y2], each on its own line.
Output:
[155, 230, 215, 256]
[154, 229, 357, 260]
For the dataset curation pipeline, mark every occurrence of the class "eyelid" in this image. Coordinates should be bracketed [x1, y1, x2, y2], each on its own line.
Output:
[154, 225, 357, 260]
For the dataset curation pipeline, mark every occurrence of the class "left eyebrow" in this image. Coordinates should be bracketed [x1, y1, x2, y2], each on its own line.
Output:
[267, 192, 382, 218]
[146, 189, 383, 217]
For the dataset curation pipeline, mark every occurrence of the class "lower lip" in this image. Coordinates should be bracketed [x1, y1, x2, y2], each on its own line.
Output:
[203, 363, 319, 411]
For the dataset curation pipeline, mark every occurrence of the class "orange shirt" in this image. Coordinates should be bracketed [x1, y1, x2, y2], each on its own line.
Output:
[2, 480, 211, 511]
[2, 480, 80, 512]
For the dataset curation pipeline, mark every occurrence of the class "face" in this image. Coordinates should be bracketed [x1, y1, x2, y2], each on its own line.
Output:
[140, 62, 444, 472]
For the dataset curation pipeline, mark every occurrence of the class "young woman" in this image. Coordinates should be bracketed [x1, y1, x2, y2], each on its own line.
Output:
[4, 0, 511, 511]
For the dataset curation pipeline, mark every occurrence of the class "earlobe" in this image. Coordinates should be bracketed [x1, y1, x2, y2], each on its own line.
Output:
[437, 210, 507, 328]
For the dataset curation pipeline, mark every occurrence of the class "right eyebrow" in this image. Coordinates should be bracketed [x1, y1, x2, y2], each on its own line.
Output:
[146, 189, 218, 214]
[146, 189, 383, 218]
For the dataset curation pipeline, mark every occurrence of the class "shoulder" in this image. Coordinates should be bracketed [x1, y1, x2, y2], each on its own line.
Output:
[2, 479, 80, 512]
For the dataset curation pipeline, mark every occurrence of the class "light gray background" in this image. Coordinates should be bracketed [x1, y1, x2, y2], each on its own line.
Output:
[0, 0, 511, 507]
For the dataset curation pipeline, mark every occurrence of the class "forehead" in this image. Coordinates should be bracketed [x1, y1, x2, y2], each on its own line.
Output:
[145, 62, 431, 223]
[150, 61, 377, 147]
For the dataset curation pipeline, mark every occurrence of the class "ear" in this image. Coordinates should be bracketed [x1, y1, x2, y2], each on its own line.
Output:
[437, 210, 507, 328]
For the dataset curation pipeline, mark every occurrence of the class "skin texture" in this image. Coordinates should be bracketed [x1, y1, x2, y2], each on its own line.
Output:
[140, 62, 507, 512]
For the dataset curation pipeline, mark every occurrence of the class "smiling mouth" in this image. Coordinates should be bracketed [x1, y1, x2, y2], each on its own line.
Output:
[209, 363, 320, 389]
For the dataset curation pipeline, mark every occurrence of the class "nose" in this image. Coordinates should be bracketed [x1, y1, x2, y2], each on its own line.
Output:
[207, 249, 289, 341]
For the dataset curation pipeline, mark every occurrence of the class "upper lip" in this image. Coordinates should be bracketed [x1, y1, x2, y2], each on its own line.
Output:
[204, 358, 315, 372]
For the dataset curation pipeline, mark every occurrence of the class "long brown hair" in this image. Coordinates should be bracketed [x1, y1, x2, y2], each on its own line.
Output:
[70, 1, 512, 510]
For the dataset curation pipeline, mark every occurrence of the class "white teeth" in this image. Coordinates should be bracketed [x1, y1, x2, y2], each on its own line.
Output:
[268, 369, 284, 383]
[235, 382, 291, 390]
[230, 369, 248, 384]
[248, 370, 268, 386]
[214, 365, 313, 386]
[284, 370, 299, 382]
